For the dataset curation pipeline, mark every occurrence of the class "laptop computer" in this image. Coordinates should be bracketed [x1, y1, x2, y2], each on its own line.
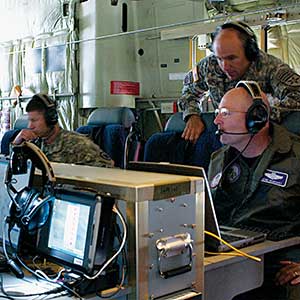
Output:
[127, 161, 266, 252]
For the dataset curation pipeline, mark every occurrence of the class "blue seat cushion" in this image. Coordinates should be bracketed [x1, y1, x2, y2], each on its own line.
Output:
[144, 127, 222, 171]
[76, 124, 127, 168]
[1, 129, 21, 155]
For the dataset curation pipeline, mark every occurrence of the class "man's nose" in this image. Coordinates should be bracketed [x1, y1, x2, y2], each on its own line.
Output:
[222, 60, 230, 71]
[28, 121, 34, 129]
[214, 113, 221, 125]
[214, 114, 220, 125]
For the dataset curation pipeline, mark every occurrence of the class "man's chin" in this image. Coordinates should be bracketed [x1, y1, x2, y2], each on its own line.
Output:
[226, 73, 238, 80]
[220, 136, 228, 145]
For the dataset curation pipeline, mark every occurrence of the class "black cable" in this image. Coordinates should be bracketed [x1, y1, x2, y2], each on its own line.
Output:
[16, 255, 82, 299]
[218, 135, 254, 188]
[95, 216, 128, 299]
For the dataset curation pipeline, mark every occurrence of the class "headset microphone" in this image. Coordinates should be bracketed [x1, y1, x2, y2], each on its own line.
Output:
[215, 129, 250, 136]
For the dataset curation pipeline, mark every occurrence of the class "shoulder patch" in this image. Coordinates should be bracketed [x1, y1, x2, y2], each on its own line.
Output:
[276, 68, 300, 87]
[210, 172, 222, 189]
[261, 169, 288, 187]
[183, 70, 193, 85]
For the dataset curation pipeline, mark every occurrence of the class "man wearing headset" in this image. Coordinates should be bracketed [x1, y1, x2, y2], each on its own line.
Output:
[208, 81, 300, 300]
[12, 94, 114, 168]
[178, 21, 300, 167]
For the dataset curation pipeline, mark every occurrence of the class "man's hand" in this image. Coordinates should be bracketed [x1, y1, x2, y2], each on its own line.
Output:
[181, 114, 205, 143]
[275, 261, 300, 286]
[13, 129, 38, 145]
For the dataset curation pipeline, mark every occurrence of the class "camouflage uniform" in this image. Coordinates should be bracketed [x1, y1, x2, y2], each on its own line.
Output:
[179, 50, 300, 122]
[208, 123, 300, 300]
[40, 129, 114, 168]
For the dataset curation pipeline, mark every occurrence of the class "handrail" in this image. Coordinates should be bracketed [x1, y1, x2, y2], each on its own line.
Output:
[0, 92, 75, 102]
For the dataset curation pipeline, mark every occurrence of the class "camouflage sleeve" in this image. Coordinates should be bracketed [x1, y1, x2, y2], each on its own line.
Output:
[178, 58, 210, 121]
[268, 61, 300, 121]
[75, 139, 114, 168]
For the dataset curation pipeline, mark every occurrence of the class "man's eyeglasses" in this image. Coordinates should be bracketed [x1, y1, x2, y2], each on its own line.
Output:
[214, 108, 247, 118]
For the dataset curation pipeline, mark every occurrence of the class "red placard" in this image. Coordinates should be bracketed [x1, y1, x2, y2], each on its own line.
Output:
[110, 81, 140, 95]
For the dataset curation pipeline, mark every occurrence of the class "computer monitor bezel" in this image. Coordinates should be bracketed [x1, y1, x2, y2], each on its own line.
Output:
[36, 184, 115, 275]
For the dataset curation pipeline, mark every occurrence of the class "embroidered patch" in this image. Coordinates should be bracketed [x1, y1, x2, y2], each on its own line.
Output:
[226, 164, 241, 183]
[261, 169, 288, 187]
[210, 172, 222, 189]
[183, 71, 192, 85]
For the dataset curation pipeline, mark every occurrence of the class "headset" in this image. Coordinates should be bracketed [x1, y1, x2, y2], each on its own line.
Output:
[4, 141, 56, 278]
[29, 93, 58, 126]
[214, 21, 259, 62]
[236, 80, 269, 134]
[5, 141, 56, 232]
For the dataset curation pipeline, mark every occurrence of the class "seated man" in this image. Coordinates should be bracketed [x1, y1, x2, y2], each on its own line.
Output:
[13, 93, 114, 168]
[208, 81, 300, 300]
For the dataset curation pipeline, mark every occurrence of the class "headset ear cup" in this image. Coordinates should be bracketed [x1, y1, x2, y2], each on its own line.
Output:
[246, 100, 269, 134]
[10, 187, 51, 232]
[244, 37, 259, 61]
[12, 187, 36, 218]
[26, 201, 51, 232]
[45, 107, 58, 126]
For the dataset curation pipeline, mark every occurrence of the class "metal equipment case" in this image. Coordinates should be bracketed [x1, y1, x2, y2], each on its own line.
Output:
[44, 163, 205, 299]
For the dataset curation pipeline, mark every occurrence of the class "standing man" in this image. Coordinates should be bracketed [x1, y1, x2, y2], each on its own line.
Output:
[13, 93, 114, 168]
[179, 21, 300, 144]
[208, 81, 300, 300]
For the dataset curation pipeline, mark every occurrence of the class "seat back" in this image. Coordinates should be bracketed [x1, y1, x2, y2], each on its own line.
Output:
[164, 112, 186, 132]
[1, 114, 29, 155]
[76, 107, 137, 168]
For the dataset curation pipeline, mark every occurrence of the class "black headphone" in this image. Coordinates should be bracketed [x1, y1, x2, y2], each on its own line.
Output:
[31, 94, 58, 126]
[5, 142, 56, 232]
[236, 80, 269, 134]
[214, 21, 259, 61]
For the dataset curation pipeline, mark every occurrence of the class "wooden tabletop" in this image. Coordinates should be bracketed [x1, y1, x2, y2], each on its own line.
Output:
[204, 237, 300, 271]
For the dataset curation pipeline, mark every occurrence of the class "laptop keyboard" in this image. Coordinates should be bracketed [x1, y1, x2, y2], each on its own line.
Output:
[230, 225, 293, 241]
[220, 232, 244, 243]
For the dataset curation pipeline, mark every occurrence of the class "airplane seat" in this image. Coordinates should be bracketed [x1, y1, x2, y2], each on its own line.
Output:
[1, 114, 29, 155]
[143, 112, 222, 171]
[76, 107, 138, 168]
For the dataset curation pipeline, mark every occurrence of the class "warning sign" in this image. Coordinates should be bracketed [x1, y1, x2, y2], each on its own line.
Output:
[110, 81, 140, 95]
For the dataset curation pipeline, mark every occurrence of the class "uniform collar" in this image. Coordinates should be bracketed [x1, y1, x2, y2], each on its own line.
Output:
[268, 123, 294, 154]
[209, 123, 294, 193]
[42, 128, 64, 154]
